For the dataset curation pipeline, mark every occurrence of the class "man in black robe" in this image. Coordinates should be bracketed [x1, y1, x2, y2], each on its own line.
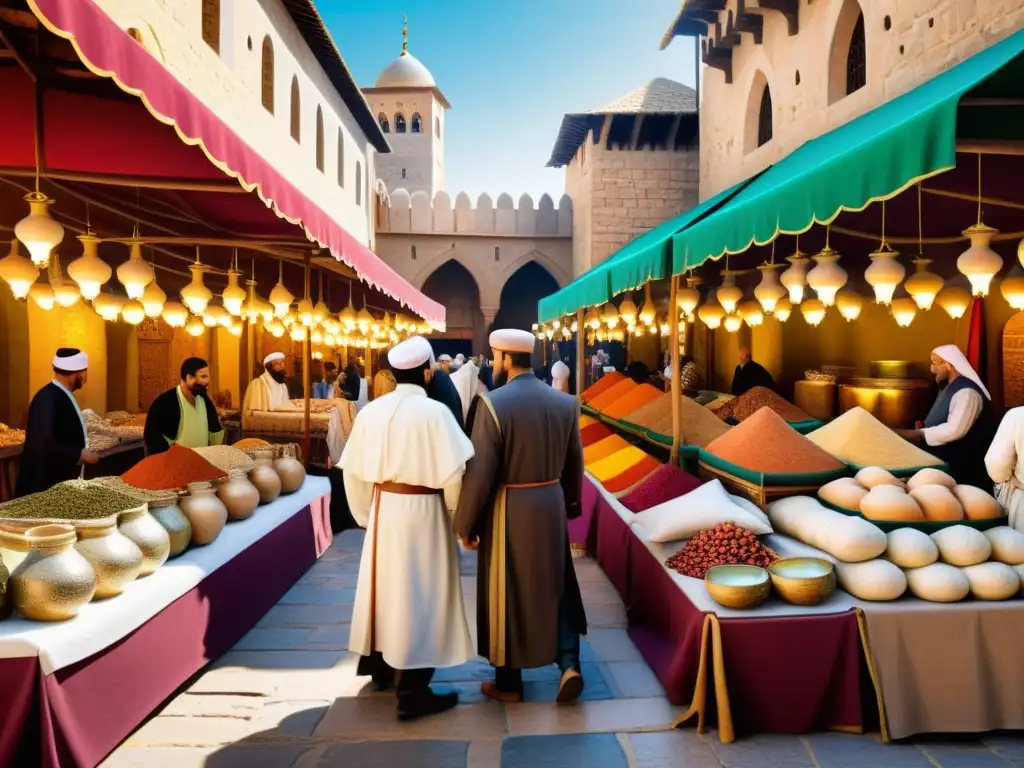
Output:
[731, 347, 776, 396]
[143, 357, 225, 456]
[341, 363, 361, 401]
[16, 348, 98, 497]
[428, 364, 465, 431]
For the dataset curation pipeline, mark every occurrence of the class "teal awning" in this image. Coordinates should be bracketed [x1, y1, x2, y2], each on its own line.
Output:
[672, 28, 1024, 273]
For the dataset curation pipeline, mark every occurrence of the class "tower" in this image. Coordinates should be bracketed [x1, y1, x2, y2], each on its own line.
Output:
[363, 17, 448, 198]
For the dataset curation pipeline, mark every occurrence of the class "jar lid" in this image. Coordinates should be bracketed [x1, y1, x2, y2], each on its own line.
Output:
[24, 523, 77, 548]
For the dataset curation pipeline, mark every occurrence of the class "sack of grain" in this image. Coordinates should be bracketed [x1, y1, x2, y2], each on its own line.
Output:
[855, 466, 905, 490]
[905, 562, 970, 602]
[906, 468, 956, 491]
[961, 562, 1020, 600]
[908, 486, 964, 522]
[819, 478, 868, 511]
[861, 486, 924, 522]
[768, 495, 886, 562]
[931, 525, 992, 566]
[953, 485, 1004, 520]
[631, 479, 772, 543]
[836, 559, 907, 601]
[984, 526, 1024, 565]
[885, 528, 939, 569]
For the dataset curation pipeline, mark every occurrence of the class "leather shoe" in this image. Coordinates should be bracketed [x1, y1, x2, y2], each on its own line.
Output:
[397, 690, 459, 721]
[480, 680, 523, 704]
[556, 668, 584, 704]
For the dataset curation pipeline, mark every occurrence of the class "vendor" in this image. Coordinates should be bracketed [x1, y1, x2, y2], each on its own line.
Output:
[731, 348, 775, 396]
[897, 345, 995, 488]
[242, 352, 298, 413]
[985, 406, 1024, 531]
[313, 362, 338, 400]
[144, 357, 225, 455]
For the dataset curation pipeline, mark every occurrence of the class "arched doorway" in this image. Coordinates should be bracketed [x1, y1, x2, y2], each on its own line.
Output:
[491, 261, 559, 335]
[421, 260, 485, 357]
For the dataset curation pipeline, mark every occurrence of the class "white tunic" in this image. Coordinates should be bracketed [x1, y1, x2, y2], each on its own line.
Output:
[242, 372, 297, 413]
[985, 406, 1024, 532]
[450, 361, 480, 421]
[341, 384, 475, 669]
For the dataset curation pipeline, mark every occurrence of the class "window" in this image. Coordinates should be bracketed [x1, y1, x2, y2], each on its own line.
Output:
[401, 168, 407, 180]
[411, 245, 417, 260]
[411, 113, 422, 133]
[395, 113, 407, 133]
[757, 85, 773, 147]
[378, 113, 390, 133]
[356, 162, 362, 206]
[337, 129, 344, 187]
[494, 247, 500, 262]
[201, 0, 220, 53]
[846, 13, 866, 95]
[315, 107, 325, 172]
[290, 76, 300, 142]
[435, 117, 441, 138]
[261, 37, 274, 114]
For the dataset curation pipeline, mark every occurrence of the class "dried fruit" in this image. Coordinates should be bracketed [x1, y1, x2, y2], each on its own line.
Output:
[666, 523, 777, 578]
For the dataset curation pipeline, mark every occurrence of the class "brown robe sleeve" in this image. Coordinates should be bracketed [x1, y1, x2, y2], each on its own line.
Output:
[561, 402, 584, 520]
[453, 398, 502, 540]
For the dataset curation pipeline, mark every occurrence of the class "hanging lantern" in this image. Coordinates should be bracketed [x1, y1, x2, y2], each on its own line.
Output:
[355, 307, 373, 334]
[562, 326, 573, 340]
[891, 297, 918, 328]
[754, 264, 786, 313]
[93, 293, 124, 322]
[584, 306, 602, 330]
[324, 332, 337, 346]
[289, 323, 305, 342]
[28, 280, 55, 310]
[658, 316, 670, 335]
[723, 313, 743, 333]
[340, 300, 357, 331]
[311, 328, 324, 345]
[595, 329, 607, 343]
[0, 239, 39, 299]
[677, 276, 701, 319]
[1000, 265, 1024, 310]
[552, 319, 561, 330]
[142, 280, 166, 318]
[297, 298, 315, 326]
[601, 302, 620, 328]
[611, 328, 625, 342]
[323, 315, 340, 335]
[269, 283, 294, 318]
[264, 317, 284, 335]
[313, 299, 328, 325]
[570, 319, 579, 334]
[936, 284, 971, 319]
[185, 316, 206, 337]
[801, 298, 826, 326]
[618, 295, 638, 326]
[864, 248, 905, 304]
[207, 303, 231, 328]
[162, 301, 188, 328]
[957, 222, 1002, 296]
[633, 325, 644, 337]
[222, 269, 246, 316]
[697, 291, 726, 330]
[807, 246, 847, 306]
[835, 289, 864, 322]
[738, 300, 764, 327]
[121, 299, 146, 326]
[181, 263, 212, 315]
[67, 234, 111, 300]
[229, 320, 243, 337]
[774, 298, 792, 323]
[639, 284, 657, 326]
[905, 258, 944, 311]
[52, 279, 80, 308]
[15, 192, 64, 268]
[781, 251, 809, 304]
[717, 271, 742, 314]
[116, 240, 155, 300]
[282, 312, 296, 329]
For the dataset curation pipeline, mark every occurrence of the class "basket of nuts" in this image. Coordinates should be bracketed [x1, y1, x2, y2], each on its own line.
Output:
[665, 523, 779, 579]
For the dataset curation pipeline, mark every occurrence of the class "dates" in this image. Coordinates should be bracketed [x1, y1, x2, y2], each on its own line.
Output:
[666, 523, 777, 578]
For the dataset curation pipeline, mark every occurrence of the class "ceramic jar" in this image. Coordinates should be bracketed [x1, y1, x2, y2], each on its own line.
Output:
[149, 496, 192, 557]
[217, 469, 261, 521]
[180, 482, 228, 545]
[273, 446, 306, 494]
[10, 524, 97, 621]
[118, 505, 171, 575]
[0, 528, 31, 575]
[249, 451, 282, 504]
[74, 520, 144, 599]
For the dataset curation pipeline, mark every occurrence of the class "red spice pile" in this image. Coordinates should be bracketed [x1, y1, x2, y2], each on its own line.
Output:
[716, 386, 811, 423]
[666, 523, 777, 578]
[121, 444, 226, 491]
[703, 407, 844, 475]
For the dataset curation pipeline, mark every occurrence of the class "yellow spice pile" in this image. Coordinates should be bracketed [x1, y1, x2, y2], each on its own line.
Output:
[806, 407, 944, 469]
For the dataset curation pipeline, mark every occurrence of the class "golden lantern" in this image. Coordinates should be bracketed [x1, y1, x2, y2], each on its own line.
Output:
[535, 326, 546, 340]
[324, 332, 336, 346]
[905, 258, 944, 311]
[780, 250, 809, 304]
[116, 240, 155, 300]
[181, 262, 212, 315]
[936, 283, 971, 319]
[584, 306, 602, 330]
[754, 264, 786, 313]
[807, 246, 847, 306]
[356, 307, 373, 334]
[677, 276, 701, 319]
[162, 301, 188, 328]
[229, 320, 243, 337]
[0, 239, 39, 299]
[296, 298, 315, 326]
[15, 192, 64, 268]
[121, 299, 146, 325]
[395, 314, 409, 332]
[93, 293, 124, 322]
[340, 300, 357, 331]
[697, 291, 726, 329]
[222, 268, 246, 316]
[562, 326, 573, 340]
[269, 274, 294, 318]
[601, 302, 620, 328]
[633, 325, 644, 337]
[639, 284, 657, 326]
[323, 315, 340, 335]
[801, 298, 826, 326]
[570, 318, 579, 334]
[891, 296, 918, 327]
[207, 303, 231, 328]
[552, 318, 561, 330]
[28, 280, 55, 310]
[1000, 266, 1024, 310]
[864, 248, 905, 304]
[142, 280, 166, 318]
[289, 323, 305, 342]
[185, 316, 205, 337]
[658, 317, 670, 336]
[717, 271, 743, 314]
[611, 328, 625, 342]
[545, 327, 555, 341]
[836, 289, 864, 322]
[67, 234, 111, 300]
[51, 279, 79, 308]
[723, 313, 743, 333]
[311, 328, 324, 344]
[957, 222, 1002, 296]
[313, 299, 328, 326]
[618, 295, 638, 326]
[774, 297, 792, 322]
[738, 300, 764, 327]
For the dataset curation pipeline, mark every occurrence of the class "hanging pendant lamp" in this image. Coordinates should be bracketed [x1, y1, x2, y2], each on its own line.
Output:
[15, 192, 64, 269]
[121, 299, 146, 326]
[774, 297, 792, 323]
[1000, 264, 1024, 311]
[0, 239, 40, 299]
[754, 263, 786, 313]
[181, 249, 213, 315]
[676, 276, 701, 320]
[185, 315, 206, 337]
[222, 255, 246, 317]
[340, 282, 357, 331]
[906, 258, 944, 311]
[313, 271, 329, 325]
[801, 298, 826, 327]
[738, 300, 764, 327]
[639, 284, 657, 326]
[93, 292, 124, 322]
[618, 293, 638, 327]
[601, 302, 620, 329]
[142, 280, 166, 318]
[890, 286, 918, 328]
[780, 244, 809, 304]
[936, 280, 972, 320]
[957, 155, 1002, 297]
[67, 234, 111, 300]
[269, 260, 294, 317]
[717, 271, 742, 314]
[161, 301, 188, 328]
[28, 279, 55, 310]
[723, 313, 743, 333]
[835, 289, 864, 322]
[807, 236, 847, 306]
[49, 253, 79, 308]
[863, 201, 904, 304]
[584, 306, 602, 330]
[117, 240, 155, 300]
[697, 289, 726, 329]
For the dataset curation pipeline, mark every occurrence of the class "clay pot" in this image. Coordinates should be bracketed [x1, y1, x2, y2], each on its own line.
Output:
[10, 524, 97, 621]
[218, 469, 260, 521]
[0, 528, 31, 575]
[274, 446, 306, 494]
[249, 451, 282, 504]
[148, 496, 192, 557]
[180, 482, 228, 545]
[74, 520, 144, 599]
[118, 505, 171, 576]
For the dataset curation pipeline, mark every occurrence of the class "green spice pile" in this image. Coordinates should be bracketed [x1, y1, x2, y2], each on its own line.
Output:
[193, 445, 255, 473]
[0, 479, 143, 521]
[92, 476, 179, 504]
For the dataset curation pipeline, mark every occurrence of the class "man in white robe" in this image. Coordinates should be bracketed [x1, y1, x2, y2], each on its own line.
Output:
[551, 360, 570, 394]
[985, 407, 1024, 531]
[450, 359, 481, 422]
[242, 352, 299, 415]
[341, 335, 475, 720]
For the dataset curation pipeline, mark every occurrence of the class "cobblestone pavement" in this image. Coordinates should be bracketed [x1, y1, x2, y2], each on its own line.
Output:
[104, 530, 1023, 767]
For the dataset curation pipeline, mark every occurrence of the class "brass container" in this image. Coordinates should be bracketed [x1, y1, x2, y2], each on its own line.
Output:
[118, 506, 171, 576]
[179, 482, 228, 546]
[768, 557, 837, 606]
[217, 469, 260, 521]
[838, 379, 933, 429]
[793, 380, 837, 422]
[273, 446, 306, 494]
[249, 452, 282, 504]
[870, 360, 915, 379]
[74, 520, 144, 599]
[704, 565, 771, 609]
[10, 524, 97, 621]
[0, 527, 31, 575]
[149, 496, 192, 557]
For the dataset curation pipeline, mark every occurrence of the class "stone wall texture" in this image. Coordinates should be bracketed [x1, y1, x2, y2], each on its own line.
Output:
[363, 91, 445, 198]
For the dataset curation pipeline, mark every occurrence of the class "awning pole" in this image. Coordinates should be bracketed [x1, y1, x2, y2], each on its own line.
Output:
[669, 276, 681, 465]
[303, 253, 311, 469]
[575, 308, 585, 400]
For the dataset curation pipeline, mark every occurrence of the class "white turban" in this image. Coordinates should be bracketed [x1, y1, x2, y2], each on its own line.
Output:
[551, 360, 570, 382]
[489, 328, 536, 354]
[933, 344, 990, 400]
[53, 349, 88, 372]
[263, 352, 285, 366]
[389, 336, 433, 370]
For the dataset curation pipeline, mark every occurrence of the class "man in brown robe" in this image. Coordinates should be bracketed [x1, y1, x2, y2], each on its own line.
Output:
[454, 328, 588, 704]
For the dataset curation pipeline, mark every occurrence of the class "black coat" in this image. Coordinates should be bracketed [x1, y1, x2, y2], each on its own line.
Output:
[16, 383, 86, 496]
[428, 369, 465, 431]
[143, 386, 223, 456]
[732, 361, 776, 396]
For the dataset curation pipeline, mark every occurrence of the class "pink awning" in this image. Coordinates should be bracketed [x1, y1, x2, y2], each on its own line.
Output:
[27, 0, 444, 328]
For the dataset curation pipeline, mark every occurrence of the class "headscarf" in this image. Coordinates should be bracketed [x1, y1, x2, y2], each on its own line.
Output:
[450, 360, 480, 422]
[933, 344, 990, 400]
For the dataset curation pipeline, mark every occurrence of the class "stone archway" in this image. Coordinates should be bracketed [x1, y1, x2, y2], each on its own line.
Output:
[421, 260, 487, 354]
[490, 261, 560, 337]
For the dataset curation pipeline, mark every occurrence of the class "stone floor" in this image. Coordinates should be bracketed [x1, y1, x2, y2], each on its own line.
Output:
[103, 529, 1023, 767]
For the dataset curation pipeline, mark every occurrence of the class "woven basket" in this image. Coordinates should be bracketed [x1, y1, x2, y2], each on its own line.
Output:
[804, 370, 837, 383]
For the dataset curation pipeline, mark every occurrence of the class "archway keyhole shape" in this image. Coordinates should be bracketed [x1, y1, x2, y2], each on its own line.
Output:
[828, 0, 867, 104]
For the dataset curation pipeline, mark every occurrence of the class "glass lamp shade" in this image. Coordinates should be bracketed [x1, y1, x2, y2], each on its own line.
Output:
[229, 320, 243, 337]
[222, 270, 246, 316]
[611, 329, 625, 342]
[807, 246, 847, 306]
[535, 328, 546, 340]
[697, 293, 726, 329]
[563, 326, 574, 340]
[552, 319, 561, 330]
[754, 264, 786, 313]
[15, 193, 64, 268]
[836, 289, 864, 322]
[723, 313, 743, 333]
[28, 281, 55, 310]
[570, 319, 579, 334]
[289, 324, 306, 342]
[121, 299, 146, 325]
[340, 303, 357, 331]
[936, 284, 971, 319]
[633, 325, 644, 337]
[323, 315, 340, 334]
[116, 241, 155, 300]
[774, 298, 792, 322]
[281, 312, 295, 329]
[957, 222, 1002, 296]
[324, 332, 336, 346]
[639, 284, 657, 326]
[601, 302, 620, 328]
[52, 279, 80, 308]
[584, 306, 602, 330]
[269, 279, 294, 318]
[717, 272, 743, 314]
[185, 316, 206, 337]
[905, 258, 944, 310]
[93, 293, 124, 322]
[297, 298, 315, 326]
[1000, 267, 1024, 311]
[67, 234, 111, 300]
[677, 279, 701, 319]
[891, 297, 918, 327]
[205, 304, 230, 328]
[0, 239, 40, 299]
[395, 314, 409, 332]
[356, 308, 373, 333]
[801, 298, 826, 326]
[312, 299, 328, 325]
[780, 252, 809, 304]
[738, 300, 764, 327]
[142, 280, 166, 317]
[263, 318, 284, 336]
[161, 301, 188, 328]
[311, 329, 324, 345]
[181, 264, 212, 315]
[617, 296, 638, 326]
[864, 249, 905, 304]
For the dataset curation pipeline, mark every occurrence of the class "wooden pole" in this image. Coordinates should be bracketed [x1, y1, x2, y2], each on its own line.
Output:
[302, 253, 311, 469]
[575, 308, 585, 400]
[669, 277, 682, 466]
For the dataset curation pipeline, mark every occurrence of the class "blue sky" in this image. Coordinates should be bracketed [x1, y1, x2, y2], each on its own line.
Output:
[323, 0, 697, 201]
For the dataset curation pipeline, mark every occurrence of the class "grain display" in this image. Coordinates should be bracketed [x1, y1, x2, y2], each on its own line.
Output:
[715, 387, 810, 423]
[807, 407, 943, 470]
[703, 408, 844, 475]
[0, 479, 142, 521]
[193, 445, 256, 473]
[603, 384, 664, 420]
[581, 372, 625, 403]
[121, 444, 226, 491]
[665, 523, 777, 578]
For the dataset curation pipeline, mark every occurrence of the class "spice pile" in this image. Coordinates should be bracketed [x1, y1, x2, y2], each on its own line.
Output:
[583, 434, 631, 466]
[581, 372, 625, 403]
[603, 383, 664, 420]
[194, 445, 255, 473]
[716, 386, 811, 423]
[666, 523, 777, 578]
[807, 407, 943, 469]
[0, 424, 25, 448]
[580, 421, 614, 447]
[92, 476, 179, 503]
[121, 444, 226, 491]
[232, 437, 270, 450]
[623, 393, 671, 429]
[587, 379, 638, 412]
[703, 407, 845, 475]
[0, 479, 143, 521]
[105, 411, 136, 426]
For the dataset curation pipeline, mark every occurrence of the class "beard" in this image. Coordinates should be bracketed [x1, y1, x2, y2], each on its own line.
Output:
[268, 370, 287, 384]
[70, 375, 85, 392]
[493, 371, 508, 388]
[190, 383, 208, 397]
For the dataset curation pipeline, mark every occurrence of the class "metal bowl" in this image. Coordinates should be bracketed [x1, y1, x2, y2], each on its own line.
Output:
[768, 557, 836, 606]
[704, 564, 771, 609]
